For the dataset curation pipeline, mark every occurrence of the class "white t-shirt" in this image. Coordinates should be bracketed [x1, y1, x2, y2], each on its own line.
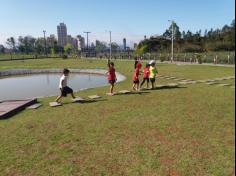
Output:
[59, 75, 68, 88]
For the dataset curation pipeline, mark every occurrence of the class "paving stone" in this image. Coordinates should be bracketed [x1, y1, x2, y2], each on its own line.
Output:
[27, 103, 42, 109]
[178, 82, 190, 85]
[217, 84, 231, 87]
[72, 97, 85, 102]
[49, 102, 62, 107]
[88, 95, 101, 99]
[205, 82, 218, 85]
[166, 83, 179, 87]
[156, 85, 166, 88]
[119, 90, 131, 94]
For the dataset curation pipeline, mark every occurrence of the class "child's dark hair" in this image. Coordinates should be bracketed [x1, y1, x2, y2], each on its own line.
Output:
[146, 63, 150, 67]
[63, 68, 70, 74]
[110, 62, 114, 67]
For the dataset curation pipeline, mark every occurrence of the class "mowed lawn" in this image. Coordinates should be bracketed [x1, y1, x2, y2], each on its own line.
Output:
[0, 58, 235, 176]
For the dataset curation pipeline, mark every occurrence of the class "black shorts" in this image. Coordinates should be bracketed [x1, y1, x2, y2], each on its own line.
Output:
[133, 80, 140, 84]
[150, 78, 156, 83]
[60, 86, 73, 97]
[109, 80, 116, 84]
[143, 78, 150, 83]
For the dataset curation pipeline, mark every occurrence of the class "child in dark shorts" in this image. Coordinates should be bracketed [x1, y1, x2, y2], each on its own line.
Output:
[140, 63, 150, 89]
[132, 61, 142, 91]
[55, 69, 76, 103]
[106, 60, 117, 95]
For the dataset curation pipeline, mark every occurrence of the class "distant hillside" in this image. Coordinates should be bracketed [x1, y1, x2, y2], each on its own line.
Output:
[136, 19, 235, 54]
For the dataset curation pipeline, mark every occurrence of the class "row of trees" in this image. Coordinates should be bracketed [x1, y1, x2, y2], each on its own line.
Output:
[0, 36, 123, 56]
[0, 36, 77, 56]
[136, 19, 235, 54]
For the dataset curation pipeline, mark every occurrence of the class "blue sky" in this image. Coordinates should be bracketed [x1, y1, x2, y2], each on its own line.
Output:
[0, 0, 235, 46]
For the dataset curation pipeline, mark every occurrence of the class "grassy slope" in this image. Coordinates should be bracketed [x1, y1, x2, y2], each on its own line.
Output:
[0, 58, 235, 176]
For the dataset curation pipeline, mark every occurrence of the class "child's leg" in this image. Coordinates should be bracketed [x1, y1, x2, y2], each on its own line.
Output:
[137, 83, 140, 91]
[71, 92, 76, 99]
[55, 95, 62, 102]
[146, 79, 149, 89]
[110, 83, 114, 93]
[132, 83, 136, 91]
[140, 78, 146, 87]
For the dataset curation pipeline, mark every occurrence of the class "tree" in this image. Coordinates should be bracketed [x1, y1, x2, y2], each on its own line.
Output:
[111, 42, 119, 51]
[6, 37, 16, 52]
[18, 36, 36, 54]
[64, 43, 72, 55]
[163, 22, 181, 41]
[95, 40, 107, 53]
[0, 45, 5, 53]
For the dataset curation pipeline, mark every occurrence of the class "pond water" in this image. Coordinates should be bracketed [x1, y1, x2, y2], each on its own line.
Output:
[0, 73, 108, 101]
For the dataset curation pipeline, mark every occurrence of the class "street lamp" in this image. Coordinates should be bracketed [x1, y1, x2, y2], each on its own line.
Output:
[168, 20, 174, 63]
[83, 32, 91, 51]
[43, 30, 47, 56]
[109, 31, 112, 61]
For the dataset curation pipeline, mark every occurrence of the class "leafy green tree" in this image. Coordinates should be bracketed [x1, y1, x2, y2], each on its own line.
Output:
[0, 45, 5, 53]
[64, 43, 72, 55]
[6, 37, 16, 52]
[163, 22, 181, 41]
[95, 40, 107, 53]
[18, 36, 36, 54]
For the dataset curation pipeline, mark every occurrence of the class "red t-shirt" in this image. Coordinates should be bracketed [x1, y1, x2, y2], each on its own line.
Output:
[143, 67, 150, 78]
[107, 67, 116, 81]
[132, 68, 140, 81]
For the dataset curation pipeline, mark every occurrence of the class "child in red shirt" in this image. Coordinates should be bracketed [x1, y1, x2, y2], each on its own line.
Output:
[132, 62, 142, 91]
[107, 60, 117, 95]
[140, 63, 150, 89]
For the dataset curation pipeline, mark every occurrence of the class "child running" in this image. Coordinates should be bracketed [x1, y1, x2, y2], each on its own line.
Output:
[132, 61, 142, 91]
[55, 68, 76, 103]
[149, 60, 158, 89]
[140, 63, 150, 89]
[107, 60, 117, 95]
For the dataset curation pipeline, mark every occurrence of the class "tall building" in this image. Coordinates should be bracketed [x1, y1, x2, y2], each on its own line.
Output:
[47, 34, 57, 46]
[67, 35, 78, 49]
[57, 23, 67, 47]
[123, 38, 126, 50]
[77, 35, 85, 50]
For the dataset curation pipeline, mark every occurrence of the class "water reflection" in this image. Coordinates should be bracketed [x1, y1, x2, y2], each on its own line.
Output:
[0, 73, 107, 101]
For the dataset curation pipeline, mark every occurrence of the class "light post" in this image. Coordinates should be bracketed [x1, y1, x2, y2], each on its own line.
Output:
[84, 31, 91, 52]
[43, 30, 47, 56]
[168, 20, 174, 63]
[109, 31, 112, 60]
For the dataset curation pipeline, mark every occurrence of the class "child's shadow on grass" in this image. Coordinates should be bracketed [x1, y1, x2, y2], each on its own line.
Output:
[116, 91, 151, 96]
[151, 86, 187, 91]
[63, 99, 107, 105]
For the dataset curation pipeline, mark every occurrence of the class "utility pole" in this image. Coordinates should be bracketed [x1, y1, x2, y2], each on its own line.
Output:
[109, 31, 112, 60]
[168, 20, 174, 63]
[43, 30, 47, 56]
[84, 32, 91, 51]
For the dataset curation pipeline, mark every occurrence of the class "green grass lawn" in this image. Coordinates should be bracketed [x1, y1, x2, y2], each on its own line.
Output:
[0, 58, 235, 176]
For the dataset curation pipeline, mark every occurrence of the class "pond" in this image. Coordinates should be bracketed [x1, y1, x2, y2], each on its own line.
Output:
[0, 73, 108, 101]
